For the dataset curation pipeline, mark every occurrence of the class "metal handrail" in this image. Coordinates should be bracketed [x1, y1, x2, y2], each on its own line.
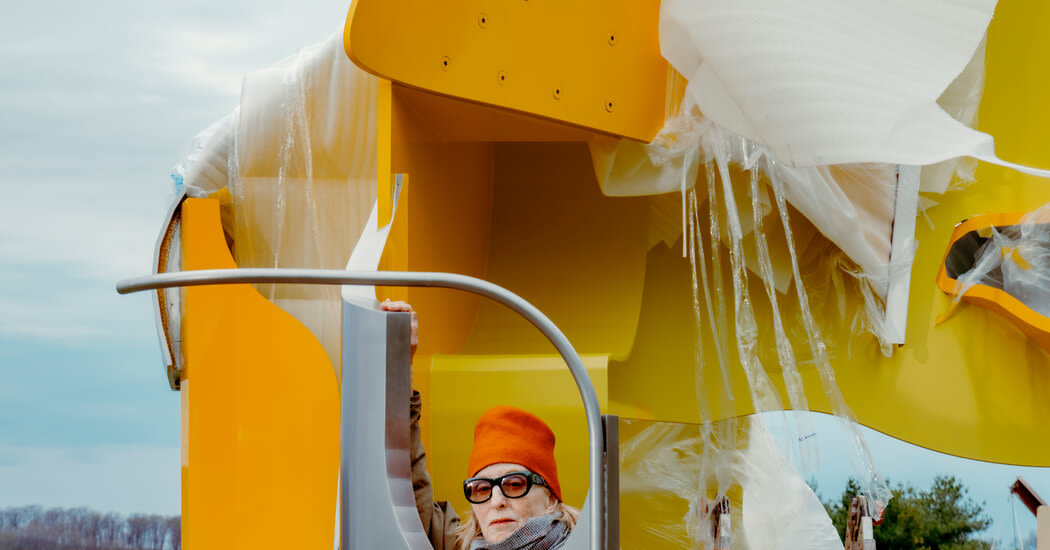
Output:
[117, 268, 604, 550]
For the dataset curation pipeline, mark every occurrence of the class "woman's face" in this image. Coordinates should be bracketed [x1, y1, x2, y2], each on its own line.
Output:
[469, 462, 558, 543]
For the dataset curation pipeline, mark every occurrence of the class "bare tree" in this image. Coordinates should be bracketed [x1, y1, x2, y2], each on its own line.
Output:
[126, 514, 150, 549]
[0, 505, 42, 531]
[0, 506, 181, 550]
[98, 512, 123, 549]
[165, 516, 180, 550]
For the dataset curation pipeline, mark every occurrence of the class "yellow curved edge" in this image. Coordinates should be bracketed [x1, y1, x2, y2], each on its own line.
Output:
[345, 0, 668, 142]
[936, 213, 1050, 354]
[180, 198, 339, 549]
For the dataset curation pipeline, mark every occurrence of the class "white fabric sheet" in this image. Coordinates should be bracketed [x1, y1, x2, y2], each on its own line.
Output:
[660, 0, 1049, 177]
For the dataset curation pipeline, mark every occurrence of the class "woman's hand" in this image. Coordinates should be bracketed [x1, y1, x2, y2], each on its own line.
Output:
[380, 299, 418, 360]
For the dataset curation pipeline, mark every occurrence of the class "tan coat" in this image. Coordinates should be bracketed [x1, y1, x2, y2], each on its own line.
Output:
[411, 391, 462, 550]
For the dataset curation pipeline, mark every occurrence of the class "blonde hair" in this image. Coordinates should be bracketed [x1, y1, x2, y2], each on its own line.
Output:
[450, 501, 580, 550]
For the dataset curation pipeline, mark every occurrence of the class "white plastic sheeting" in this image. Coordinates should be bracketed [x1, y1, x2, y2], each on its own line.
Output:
[589, 1, 1037, 322]
[685, 162, 892, 516]
[588, 5, 1032, 526]
[954, 202, 1050, 318]
[591, 107, 900, 309]
[659, 0, 1049, 178]
[740, 417, 845, 550]
[172, 33, 379, 375]
[619, 416, 844, 550]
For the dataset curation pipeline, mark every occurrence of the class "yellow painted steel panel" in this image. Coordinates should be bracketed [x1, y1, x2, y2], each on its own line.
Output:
[428, 355, 609, 513]
[361, 0, 1050, 486]
[375, 90, 650, 451]
[376, 88, 500, 448]
[345, 0, 668, 142]
[608, 181, 1050, 466]
[460, 142, 649, 359]
[180, 198, 339, 549]
[604, 0, 1050, 467]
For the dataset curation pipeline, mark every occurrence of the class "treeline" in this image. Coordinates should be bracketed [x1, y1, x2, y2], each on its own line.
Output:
[0, 507, 179, 550]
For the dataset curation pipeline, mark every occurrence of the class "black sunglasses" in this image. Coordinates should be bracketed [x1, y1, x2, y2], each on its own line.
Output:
[463, 471, 547, 504]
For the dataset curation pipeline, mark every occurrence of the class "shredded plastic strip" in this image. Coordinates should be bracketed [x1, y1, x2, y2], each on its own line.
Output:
[767, 158, 892, 513]
[954, 202, 1050, 318]
[746, 160, 818, 473]
[170, 33, 380, 376]
[709, 132, 782, 414]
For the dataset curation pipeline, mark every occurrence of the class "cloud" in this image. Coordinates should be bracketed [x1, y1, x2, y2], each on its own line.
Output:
[0, 0, 350, 516]
[0, 0, 353, 295]
[0, 179, 165, 281]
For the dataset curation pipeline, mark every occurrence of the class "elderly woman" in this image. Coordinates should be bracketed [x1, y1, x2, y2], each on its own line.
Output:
[382, 300, 579, 550]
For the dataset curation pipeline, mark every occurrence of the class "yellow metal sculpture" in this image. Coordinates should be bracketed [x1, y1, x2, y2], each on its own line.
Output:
[163, 0, 1050, 547]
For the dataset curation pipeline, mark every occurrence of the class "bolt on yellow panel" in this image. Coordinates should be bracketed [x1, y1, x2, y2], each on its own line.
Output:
[345, 0, 669, 142]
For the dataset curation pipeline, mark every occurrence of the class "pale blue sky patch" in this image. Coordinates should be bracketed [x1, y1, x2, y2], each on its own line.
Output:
[0, 445, 180, 516]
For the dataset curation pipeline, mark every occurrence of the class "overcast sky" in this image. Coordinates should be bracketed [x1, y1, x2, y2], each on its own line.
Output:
[0, 1, 1046, 546]
[0, 0, 349, 515]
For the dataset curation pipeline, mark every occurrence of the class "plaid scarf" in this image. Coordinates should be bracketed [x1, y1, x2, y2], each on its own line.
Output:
[469, 512, 571, 550]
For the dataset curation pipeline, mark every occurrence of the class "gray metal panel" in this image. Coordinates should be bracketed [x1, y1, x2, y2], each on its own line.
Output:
[341, 300, 432, 550]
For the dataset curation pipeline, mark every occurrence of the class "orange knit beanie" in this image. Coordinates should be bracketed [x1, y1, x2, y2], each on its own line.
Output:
[467, 406, 562, 502]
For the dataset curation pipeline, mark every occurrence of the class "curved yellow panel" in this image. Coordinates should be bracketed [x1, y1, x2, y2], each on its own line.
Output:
[180, 198, 339, 549]
[936, 213, 1050, 354]
[376, 88, 651, 454]
[345, 0, 668, 142]
[459, 142, 649, 358]
[611, 187, 1050, 467]
[609, 0, 1050, 465]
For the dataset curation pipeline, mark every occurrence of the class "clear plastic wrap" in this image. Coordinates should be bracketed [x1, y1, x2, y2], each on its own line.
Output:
[591, 106, 898, 316]
[658, 0, 1050, 179]
[745, 164, 816, 471]
[675, 144, 892, 547]
[588, 5, 1015, 338]
[583, 3, 1025, 530]
[172, 114, 235, 198]
[706, 146, 892, 515]
[920, 38, 987, 195]
[708, 135, 782, 416]
[170, 32, 379, 374]
[619, 416, 843, 550]
[595, 82, 898, 529]
[765, 166, 890, 511]
[954, 203, 1050, 318]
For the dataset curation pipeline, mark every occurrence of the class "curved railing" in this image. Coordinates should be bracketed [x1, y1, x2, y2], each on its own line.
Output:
[117, 268, 604, 550]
